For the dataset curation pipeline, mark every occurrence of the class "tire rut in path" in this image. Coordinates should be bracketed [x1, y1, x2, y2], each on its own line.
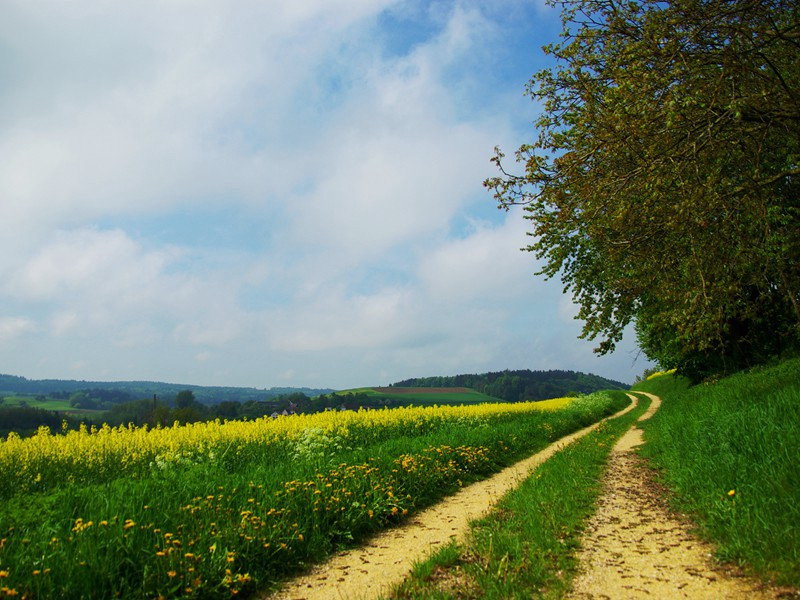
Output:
[265, 397, 640, 600]
[567, 391, 785, 599]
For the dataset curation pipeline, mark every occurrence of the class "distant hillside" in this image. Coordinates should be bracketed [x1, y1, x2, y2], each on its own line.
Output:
[390, 369, 627, 403]
[0, 374, 333, 406]
[328, 386, 503, 407]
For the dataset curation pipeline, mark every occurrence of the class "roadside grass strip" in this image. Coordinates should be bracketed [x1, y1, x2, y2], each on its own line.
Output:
[0, 393, 624, 599]
[634, 358, 800, 587]
[388, 391, 650, 600]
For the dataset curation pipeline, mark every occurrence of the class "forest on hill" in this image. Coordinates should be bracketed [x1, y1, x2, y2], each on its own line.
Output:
[391, 369, 627, 403]
[0, 373, 332, 405]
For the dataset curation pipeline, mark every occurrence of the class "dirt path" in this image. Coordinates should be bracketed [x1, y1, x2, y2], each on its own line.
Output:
[568, 391, 784, 599]
[266, 396, 640, 600]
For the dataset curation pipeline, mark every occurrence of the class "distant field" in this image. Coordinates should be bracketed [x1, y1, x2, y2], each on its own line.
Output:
[332, 387, 575, 408]
[1, 396, 73, 411]
[334, 387, 503, 405]
[0, 396, 101, 416]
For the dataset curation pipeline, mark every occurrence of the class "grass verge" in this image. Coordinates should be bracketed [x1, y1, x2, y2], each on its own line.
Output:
[634, 358, 800, 587]
[387, 390, 649, 599]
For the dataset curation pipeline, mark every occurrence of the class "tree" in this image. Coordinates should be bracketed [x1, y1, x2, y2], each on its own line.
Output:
[486, 0, 800, 377]
[174, 390, 197, 409]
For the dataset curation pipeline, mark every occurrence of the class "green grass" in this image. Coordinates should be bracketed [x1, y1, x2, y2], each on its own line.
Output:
[0, 393, 626, 599]
[1, 396, 75, 411]
[634, 358, 800, 587]
[387, 391, 648, 600]
[333, 387, 503, 405]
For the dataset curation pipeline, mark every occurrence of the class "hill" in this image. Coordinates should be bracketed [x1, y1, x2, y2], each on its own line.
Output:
[329, 386, 503, 407]
[390, 369, 627, 403]
[0, 373, 333, 406]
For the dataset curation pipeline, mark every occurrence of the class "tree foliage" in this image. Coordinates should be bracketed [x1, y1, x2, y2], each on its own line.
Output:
[391, 369, 627, 402]
[487, 0, 800, 377]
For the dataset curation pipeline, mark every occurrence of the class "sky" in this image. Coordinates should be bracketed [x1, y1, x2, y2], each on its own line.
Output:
[0, 0, 652, 389]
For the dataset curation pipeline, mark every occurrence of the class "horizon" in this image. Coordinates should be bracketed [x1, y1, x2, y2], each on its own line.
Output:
[0, 364, 632, 391]
[0, 1, 652, 389]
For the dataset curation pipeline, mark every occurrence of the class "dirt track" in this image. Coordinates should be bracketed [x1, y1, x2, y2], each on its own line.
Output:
[568, 391, 786, 599]
[266, 397, 639, 600]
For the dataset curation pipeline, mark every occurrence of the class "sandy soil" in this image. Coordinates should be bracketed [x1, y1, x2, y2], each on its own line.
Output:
[265, 396, 640, 600]
[567, 391, 789, 599]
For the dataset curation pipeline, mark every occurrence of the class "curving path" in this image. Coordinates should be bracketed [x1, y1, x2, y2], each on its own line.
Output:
[568, 391, 784, 599]
[266, 396, 640, 600]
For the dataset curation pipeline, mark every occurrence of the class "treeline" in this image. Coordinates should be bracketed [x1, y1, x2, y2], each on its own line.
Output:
[0, 407, 85, 439]
[0, 374, 332, 405]
[99, 391, 406, 429]
[391, 369, 627, 403]
[0, 390, 400, 438]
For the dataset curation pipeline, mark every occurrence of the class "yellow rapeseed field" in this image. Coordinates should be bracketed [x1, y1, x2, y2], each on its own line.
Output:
[0, 399, 572, 498]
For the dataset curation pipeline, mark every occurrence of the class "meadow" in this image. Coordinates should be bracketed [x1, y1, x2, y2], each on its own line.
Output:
[634, 359, 800, 586]
[0, 393, 625, 599]
[329, 387, 504, 405]
[0, 397, 76, 412]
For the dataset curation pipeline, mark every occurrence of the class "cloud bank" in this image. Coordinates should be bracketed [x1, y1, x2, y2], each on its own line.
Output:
[0, 0, 650, 388]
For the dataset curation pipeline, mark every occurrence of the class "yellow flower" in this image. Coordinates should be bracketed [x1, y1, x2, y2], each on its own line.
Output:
[167, 571, 177, 578]
[728, 489, 736, 497]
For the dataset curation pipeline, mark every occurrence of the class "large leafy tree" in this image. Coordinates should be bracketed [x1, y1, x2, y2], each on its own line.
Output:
[487, 0, 800, 377]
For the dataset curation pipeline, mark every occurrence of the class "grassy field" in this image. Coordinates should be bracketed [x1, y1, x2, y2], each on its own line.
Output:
[0, 395, 103, 418]
[0, 393, 625, 599]
[332, 387, 506, 405]
[0, 396, 74, 411]
[634, 358, 800, 587]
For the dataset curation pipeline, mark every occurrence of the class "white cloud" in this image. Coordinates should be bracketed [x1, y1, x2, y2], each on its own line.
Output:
[0, 317, 36, 343]
[419, 212, 533, 301]
[8, 228, 174, 301]
[0, 1, 650, 388]
[5, 227, 249, 349]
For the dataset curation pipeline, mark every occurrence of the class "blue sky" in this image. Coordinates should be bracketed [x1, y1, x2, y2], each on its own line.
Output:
[0, 0, 652, 389]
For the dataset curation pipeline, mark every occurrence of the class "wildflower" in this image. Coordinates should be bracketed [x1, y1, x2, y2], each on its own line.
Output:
[167, 571, 177, 578]
[728, 489, 736, 497]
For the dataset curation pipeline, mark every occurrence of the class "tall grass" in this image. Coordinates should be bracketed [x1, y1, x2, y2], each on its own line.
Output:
[634, 358, 800, 586]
